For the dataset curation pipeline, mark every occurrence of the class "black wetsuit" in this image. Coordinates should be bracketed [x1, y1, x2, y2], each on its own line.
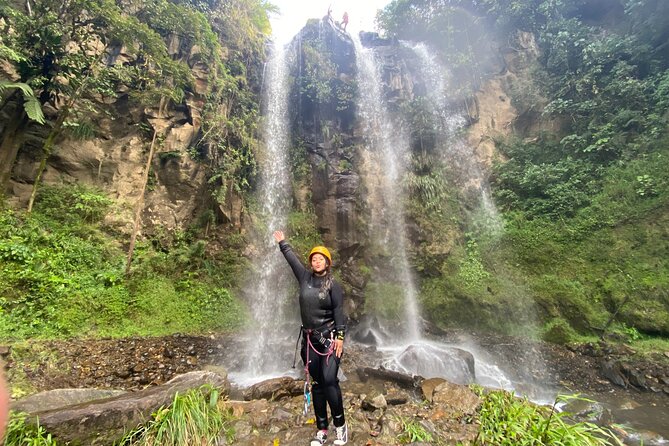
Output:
[279, 241, 346, 430]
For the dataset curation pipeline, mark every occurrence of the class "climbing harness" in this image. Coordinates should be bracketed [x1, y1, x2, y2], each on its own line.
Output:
[297, 326, 336, 416]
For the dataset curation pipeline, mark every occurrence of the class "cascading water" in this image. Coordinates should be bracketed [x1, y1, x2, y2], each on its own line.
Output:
[230, 42, 296, 385]
[408, 42, 501, 230]
[352, 35, 421, 344]
[379, 42, 552, 401]
[351, 36, 527, 394]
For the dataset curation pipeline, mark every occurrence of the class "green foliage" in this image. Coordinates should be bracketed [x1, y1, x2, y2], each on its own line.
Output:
[286, 210, 324, 261]
[405, 171, 448, 212]
[457, 237, 490, 289]
[299, 41, 337, 103]
[288, 140, 312, 183]
[0, 188, 249, 341]
[0, 81, 45, 124]
[35, 184, 112, 224]
[493, 137, 599, 218]
[635, 174, 658, 197]
[0, 0, 271, 213]
[396, 416, 434, 444]
[3, 413, 58, 446]
[0, 0, 196, 119]
[542, 318, 579, 344]
[473, 389, 623, 446]
[116, 385, 235, 446]
[364, 282, 406, 320]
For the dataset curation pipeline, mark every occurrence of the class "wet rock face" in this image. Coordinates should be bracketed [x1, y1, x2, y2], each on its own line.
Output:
[290, 19, 361, 254]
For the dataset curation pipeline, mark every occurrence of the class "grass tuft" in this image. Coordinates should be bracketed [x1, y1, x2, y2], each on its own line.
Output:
[116, 385, 234, 446]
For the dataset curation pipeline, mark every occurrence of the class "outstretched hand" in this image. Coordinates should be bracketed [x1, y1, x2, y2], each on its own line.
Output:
[273, 230, 285, 243]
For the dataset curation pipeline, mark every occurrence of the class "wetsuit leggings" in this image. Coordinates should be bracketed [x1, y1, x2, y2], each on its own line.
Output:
[301, 335, 345, 430]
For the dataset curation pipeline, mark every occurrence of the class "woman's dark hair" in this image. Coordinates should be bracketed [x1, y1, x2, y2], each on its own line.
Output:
[318, 262, 334, 300]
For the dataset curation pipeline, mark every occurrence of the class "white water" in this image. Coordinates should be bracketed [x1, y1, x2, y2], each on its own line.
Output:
[409, 42, 502, 233]
[356, 43, 555, 402]
[231, 43, 296, 385]
[349, 39, 549, 400]
[353, 35, 421, 343]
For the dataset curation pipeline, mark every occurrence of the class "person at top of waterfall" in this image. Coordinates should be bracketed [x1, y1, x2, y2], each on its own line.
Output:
[273, 230, 348, 446]
[342, 11, 349, 31]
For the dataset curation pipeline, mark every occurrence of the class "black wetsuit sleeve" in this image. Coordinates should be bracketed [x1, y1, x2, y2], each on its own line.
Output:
[278, 240, 307, 280]
[331, 281, 346, 333]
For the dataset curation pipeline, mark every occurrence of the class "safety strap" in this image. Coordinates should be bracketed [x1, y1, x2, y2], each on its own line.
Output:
[300, 327, 335, 416]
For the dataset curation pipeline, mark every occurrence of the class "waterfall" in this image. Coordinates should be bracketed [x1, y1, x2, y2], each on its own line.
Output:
[352, 36, 421, 343]
[409, 42, 501, 232]
[395, 43, 551, 399]
[233, 42, 295, 384]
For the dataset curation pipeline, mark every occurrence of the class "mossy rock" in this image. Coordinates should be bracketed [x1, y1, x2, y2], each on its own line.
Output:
[542, 318, 578, 344]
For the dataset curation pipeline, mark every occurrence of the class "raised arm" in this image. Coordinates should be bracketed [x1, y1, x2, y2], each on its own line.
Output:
[273, 230, 307, 280]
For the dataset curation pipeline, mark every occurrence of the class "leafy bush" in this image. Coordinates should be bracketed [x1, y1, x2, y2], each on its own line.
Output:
[457, 238, 490, 289]
[35, 184, 112, 224]
[0, 200, 248, 340]
[542, 318, 578, 344]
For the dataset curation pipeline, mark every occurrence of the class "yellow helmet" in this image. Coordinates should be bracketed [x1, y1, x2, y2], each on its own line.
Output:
[309, 246, 332, 265]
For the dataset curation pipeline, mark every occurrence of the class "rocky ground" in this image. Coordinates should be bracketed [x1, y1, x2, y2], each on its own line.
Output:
[4, 332, 667, 395]
[2, 332, 669, 445]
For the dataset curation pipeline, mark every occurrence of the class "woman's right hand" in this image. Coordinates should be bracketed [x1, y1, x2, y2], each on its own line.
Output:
[273, 230, 285, 243]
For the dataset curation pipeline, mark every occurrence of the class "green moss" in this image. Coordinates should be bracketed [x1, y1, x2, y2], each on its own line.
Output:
[364, 281, 406, 320]
[542, 318, 579, 344]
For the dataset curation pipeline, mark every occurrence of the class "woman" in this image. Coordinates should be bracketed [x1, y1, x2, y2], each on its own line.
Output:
[273, 230, 348, 446]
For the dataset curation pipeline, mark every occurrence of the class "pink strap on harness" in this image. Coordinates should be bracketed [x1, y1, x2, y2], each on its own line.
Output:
[304, 329, 335, 385]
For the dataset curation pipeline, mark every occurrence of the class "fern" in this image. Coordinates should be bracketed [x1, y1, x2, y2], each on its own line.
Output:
[24, 97, 46, 124]
[0, 81, 46, 124]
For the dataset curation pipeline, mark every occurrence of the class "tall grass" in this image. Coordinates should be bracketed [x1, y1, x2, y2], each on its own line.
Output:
[116, 386, 234, 446]
[473, 389, 623, 446]
[3, 413, 58, 446]
[396, 416, 434, 444]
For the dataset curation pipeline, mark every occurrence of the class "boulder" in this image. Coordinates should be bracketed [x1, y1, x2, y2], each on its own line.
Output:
[431, 381, 481, 418]
[421, 377, 447, 403]
[11, 389, 126, 414]
[601, 360, 628, 388]
[385, 389, 410, 405]
[356, 366, 422, 390]
[361, 391, 387, 411]
[28, 371, 228, 445]
[242, 376, 303, 401]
